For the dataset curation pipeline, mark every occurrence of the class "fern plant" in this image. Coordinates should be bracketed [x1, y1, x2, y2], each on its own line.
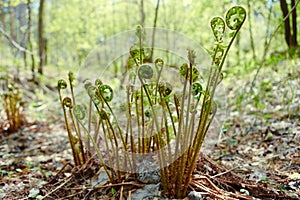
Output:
[57, 6, 246, 198]
[1, 76, 25, 133]
[162, 6, 246, 198]
[57, 72, 86, 166]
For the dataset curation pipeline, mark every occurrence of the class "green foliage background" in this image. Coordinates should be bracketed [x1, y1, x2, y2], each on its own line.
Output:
[0, 0, 294, 73]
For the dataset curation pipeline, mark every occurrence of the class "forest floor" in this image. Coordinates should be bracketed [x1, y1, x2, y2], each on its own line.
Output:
[0, 62, 299, 200]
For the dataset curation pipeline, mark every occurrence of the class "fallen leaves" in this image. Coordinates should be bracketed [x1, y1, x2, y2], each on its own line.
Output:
[0, 122, 72, 199]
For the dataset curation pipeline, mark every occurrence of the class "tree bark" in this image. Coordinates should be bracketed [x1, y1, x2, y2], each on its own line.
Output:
[38, 0, 46, 74]
[280, 0, 291, 46]
[291, 0, 298, 47]
[247, 0, 256, 62]
[9, 0, 16, 42]
[280, 0, 298, 48]
[27, 0, 36, 80]
[0, 2, 5, 29]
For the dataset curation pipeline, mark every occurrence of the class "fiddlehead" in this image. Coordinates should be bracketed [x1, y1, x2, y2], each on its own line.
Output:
[210, 16, 225, 43]
[155, 58, 164, 71]
[138, 64, 154, 80]
[87, 85, 101, 106]
[192, 82, 203, 97]
[57, 79, 67, 90]
[98, 85, 114, 102]
[158, 82, 172, 97]
[63, 97, 72, 108]
[73, 105, 86, 120]
[225, 6, 246, 31]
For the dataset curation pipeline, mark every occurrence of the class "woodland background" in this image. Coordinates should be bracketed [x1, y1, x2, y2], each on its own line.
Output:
[0, 0, 299, 199]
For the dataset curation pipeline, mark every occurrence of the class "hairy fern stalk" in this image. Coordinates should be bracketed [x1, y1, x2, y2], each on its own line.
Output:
[57, 6, 246, 199]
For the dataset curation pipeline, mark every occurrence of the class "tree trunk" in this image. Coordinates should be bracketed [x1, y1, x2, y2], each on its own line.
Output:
[9, 0, 16, 42]
[27, 0, 35, 81]
[291, 0, 298, 47]
[280, 0, 298, 48]
[280, 0, 291, 46]
[0, 2, 5, 29]
[38, 0, 46, 74]
[247, 0, 256, 62]
[23, 31, 28, 69]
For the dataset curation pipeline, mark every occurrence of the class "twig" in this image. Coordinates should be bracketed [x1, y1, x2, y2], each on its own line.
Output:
[41, 176, 73, 199]
[54, 162, 74, 177]
[0, 26, 34, 55]
[191, 175, 253, 200]
[211, 166, 239, 178]
[57, 191, 84, 200]
[69, 181, 145, 190]
[120, 181, 124, 200]
[192, 175, 223, 193]
[128, 190, 132, 200]
[191, 180, 235, 200]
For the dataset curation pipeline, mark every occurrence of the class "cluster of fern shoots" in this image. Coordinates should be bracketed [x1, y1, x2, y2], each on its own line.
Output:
[57, 6, 245, 199]
[1, 76, 24, 133]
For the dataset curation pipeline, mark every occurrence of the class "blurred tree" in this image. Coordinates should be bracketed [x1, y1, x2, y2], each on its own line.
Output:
[2, 0, 297, 77]
[9, 0, 16, 41]
[247, 0, 257, 62]
[26, 0, 35, 80]
[279, 0, 299, 49]
[140, 0, 145, 26]
[0, 1, 5, 29]
[38, 0, 46, 74]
